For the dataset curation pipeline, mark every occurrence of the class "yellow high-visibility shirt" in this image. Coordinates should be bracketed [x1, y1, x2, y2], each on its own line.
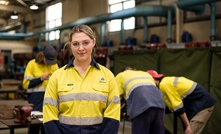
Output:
[159, 76, 196, 111]
[116, 69, 156, 99]
[43, 60, 120, 127]
[23, 59, 59, 91]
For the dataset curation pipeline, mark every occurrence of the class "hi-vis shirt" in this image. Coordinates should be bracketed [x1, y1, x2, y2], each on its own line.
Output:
[23, 59, 59, 111]
[116, 70, 165, 119]
[23, 59, 59, 91]
[43, 59, 120, 134]
[159, 76, 197, 112]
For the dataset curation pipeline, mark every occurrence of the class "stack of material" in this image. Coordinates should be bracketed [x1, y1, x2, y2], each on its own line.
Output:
[0, 100, 28, 119]
[0, 104, 14, 119]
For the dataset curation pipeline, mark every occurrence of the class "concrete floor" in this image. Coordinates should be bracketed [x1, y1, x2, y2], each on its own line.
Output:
[0, 120, 132, 134]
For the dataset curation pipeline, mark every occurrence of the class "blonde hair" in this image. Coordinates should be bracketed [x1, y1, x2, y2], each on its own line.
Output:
[69, 24, 96, 42]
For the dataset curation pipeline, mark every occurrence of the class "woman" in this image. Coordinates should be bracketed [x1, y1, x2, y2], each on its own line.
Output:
[43, 24, 120, 134]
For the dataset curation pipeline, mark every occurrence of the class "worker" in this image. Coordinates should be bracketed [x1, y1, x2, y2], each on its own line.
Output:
[23, 45, 59, 134]
[42, 24, 120, 134]
[23, 45, 59, 111]
[115, 67, 165, 134]
[147, 70, 216, 134]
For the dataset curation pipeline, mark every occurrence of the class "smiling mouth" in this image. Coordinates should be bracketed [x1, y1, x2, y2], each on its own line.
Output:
[78, 53, 85, 56]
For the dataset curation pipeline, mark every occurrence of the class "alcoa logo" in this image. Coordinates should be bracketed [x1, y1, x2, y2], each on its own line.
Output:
[99, 77, 106, 83]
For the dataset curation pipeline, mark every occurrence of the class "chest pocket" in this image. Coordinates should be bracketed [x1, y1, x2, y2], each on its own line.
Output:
[58, 84, 74, 94]
[93, 85, 108, 95]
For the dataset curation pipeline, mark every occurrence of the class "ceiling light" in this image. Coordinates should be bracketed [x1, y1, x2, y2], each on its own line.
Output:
[0, 0, 9, 5]
[30, 4, 39, 10]
[10, 11, 18, 19]
[11, 14, 18, 19]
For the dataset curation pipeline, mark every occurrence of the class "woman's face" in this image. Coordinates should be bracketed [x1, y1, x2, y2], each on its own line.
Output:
[70, 32, 96, 62]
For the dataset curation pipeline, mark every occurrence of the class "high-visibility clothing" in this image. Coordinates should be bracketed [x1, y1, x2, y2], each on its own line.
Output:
[43, 58, 120, 134]
[23, 59, 59, 111]
[159, 76, 216, 120]
[159, 76, 196, 112]
[115, 70, 165, 119]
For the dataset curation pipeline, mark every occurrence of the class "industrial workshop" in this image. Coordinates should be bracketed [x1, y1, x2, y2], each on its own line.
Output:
[0, 0, 221, 134]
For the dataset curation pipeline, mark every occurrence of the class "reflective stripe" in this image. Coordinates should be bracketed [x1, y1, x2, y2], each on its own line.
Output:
[59, 115, 103, 125]
[173, 77, 179, 86]
[172, 102, 184, 112]
[126, 82, 155, 100]
[27, 87, 45, 93]
[107, 96, 120, 106]
[181, 82, 197, 99]
[43, 97, 59, 109]
[59, 93, 107, 103]
[124, 76, 152, 90]
[23, 76, 35, 80]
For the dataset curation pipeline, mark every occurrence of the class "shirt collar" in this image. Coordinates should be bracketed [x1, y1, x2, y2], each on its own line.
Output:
[64, 58, 100, 70]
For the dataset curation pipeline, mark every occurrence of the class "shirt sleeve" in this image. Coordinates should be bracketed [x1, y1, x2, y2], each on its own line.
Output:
[101, 76, 120, 133]
[160, 83, 183, 112]
[28, 78, 43, 88]
[115, 74, 125, 96]
[99, 117, 120, 134]
[23, 61, 34, 89]
[43, 72, 61, 133]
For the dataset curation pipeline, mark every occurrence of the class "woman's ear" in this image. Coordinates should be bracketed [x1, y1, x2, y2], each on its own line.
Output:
[93, 38, 96, 47]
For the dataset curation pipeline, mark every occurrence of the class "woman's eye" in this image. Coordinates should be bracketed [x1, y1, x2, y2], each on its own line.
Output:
[73, 43, 79, 46]
[83, 42, 89, 45]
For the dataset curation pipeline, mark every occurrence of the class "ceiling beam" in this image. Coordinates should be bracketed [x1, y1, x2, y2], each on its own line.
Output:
[17, 0, 29, 8]
[0, 22, 22, 32]
[0, 5, 32, 13]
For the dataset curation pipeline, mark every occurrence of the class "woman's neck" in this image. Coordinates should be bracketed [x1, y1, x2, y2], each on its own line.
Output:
[73, 58, 92, 77]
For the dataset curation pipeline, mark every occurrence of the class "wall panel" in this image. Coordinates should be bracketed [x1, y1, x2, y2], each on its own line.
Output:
[113, 50, 158, 75]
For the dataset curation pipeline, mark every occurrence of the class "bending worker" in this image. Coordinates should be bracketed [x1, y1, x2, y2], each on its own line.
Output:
[115, 67, 165, 134]
[147, 70, 216, 134]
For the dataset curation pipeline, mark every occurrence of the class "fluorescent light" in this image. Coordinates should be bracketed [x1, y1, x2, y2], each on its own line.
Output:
[0, 0, 9, 5]
[11, 11, 18, 19]
[11, 14, 18, 19]
[30, 4, 39, 10]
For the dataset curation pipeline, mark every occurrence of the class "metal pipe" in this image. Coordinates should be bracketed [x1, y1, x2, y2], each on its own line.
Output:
[143, 16, 148, 42]
[209, 3, 216, 40]
[120, 19, 125, 44]
[177, 0, 219, 40]
[177, 0, 219, 8]
[38, 34, 42, 50]
[100, 22, 105, 45]
[0, 5, 175, 40]
[167, 8, 172, 43]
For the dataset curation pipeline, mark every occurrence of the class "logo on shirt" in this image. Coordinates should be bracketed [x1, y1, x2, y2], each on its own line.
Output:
[99, 77, 106, 83]
[67, 84, 73, 86]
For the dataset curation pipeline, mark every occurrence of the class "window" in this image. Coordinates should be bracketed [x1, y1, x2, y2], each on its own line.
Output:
[46, 2, 62, 40]
[108, 0, 135, 32]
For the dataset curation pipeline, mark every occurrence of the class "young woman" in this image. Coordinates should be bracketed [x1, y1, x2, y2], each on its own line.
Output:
[43, 24, 120, 134]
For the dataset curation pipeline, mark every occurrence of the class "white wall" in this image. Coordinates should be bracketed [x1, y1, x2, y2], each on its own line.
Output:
[0, 41, 34, 55]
